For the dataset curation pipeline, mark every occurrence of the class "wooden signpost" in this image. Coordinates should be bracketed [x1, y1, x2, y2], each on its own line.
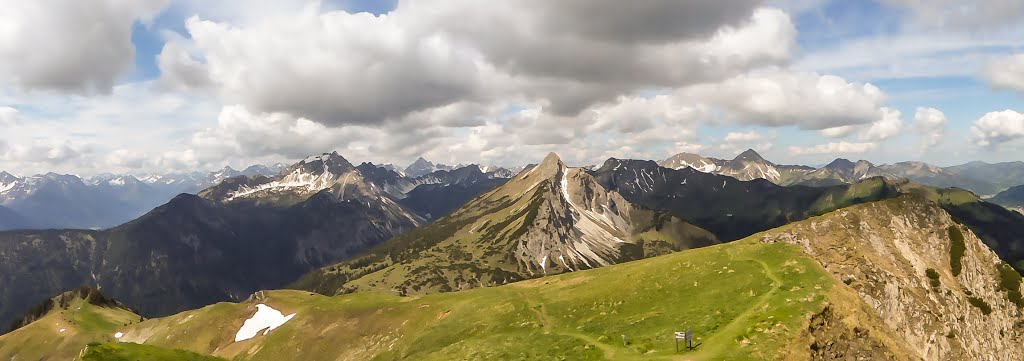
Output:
[674, 329, 693, 352]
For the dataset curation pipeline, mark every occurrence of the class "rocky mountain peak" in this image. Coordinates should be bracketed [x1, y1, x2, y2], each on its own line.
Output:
[825, 158, 855, 170]
[293, 151, 354, 176]
[540, 152, 564, 167]
[734, 148, 767, 163]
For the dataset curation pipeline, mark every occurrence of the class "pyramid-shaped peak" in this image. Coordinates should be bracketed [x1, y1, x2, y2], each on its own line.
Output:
[540, 152, 565, 167]
[734, 149, 766, 162]
[825, 158, 855, 169]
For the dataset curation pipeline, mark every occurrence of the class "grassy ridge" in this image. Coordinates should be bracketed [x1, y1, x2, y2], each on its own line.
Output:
[81, 342, 227, 361]
[0, 297, 141, 361]
[94, 241, 833, 360]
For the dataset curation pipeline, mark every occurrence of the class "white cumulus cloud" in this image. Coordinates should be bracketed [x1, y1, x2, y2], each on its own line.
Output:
[861, 107, 904, 141]
[685, 70, 888, 130]
[971, 109, 1024, 147]
[0, 0, 169, 93]
[913, 107, 947, 149]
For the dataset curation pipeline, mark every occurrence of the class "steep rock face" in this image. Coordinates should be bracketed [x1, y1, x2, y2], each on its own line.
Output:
[294, 153, 718, 295]
[760, 196, 1024, 360]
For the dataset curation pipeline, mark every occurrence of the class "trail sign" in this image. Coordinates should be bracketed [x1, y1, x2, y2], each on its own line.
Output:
[674, 329, 694, 352]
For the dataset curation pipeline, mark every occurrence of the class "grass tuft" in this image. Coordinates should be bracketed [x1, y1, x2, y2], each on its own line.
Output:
[967, 296, 992, 315]
[925, 268, 940, 289]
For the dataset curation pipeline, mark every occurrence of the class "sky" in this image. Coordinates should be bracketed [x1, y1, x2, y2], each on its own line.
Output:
[1, 0, 1023, 176]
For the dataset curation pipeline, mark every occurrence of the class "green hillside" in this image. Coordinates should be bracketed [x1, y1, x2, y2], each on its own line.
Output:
[6, 196, 1022, 359]
[1, 239, 898, 360]
[81, 342, 227, 361]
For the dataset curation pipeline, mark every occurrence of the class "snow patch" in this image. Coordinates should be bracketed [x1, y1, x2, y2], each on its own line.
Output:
[234, 304, 296, 342]
[114, 332, 123, 339]
[225, 166, 338, 201]
[59, 328, 66, 333]
[0, 181, 15, 193]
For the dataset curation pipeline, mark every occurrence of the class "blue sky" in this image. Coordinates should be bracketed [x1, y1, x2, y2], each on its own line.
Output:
[1, 0, 1023, 175]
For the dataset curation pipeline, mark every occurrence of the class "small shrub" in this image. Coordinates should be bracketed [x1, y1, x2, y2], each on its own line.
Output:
[948, 226, 966, 276]
[967, 296, 992, 315]
[998, 263, 1024, 308]
[926, 268, 941, 288]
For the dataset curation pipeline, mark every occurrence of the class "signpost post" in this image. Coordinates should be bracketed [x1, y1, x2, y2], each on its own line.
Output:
[674, 329, 694, 352]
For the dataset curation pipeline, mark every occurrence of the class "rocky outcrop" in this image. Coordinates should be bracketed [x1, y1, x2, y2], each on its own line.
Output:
[761, 196, 1024, 360]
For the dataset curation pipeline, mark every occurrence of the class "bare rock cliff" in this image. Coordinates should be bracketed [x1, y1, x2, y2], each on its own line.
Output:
[761, 196, 1024, 360]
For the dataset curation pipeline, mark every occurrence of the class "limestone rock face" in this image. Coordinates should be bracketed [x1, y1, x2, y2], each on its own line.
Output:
[761, 196, 1024, 361]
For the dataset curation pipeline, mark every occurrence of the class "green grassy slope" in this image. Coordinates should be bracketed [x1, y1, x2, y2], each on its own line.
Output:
[3, 240, 857, 360]
[0, 293, 142, 360]
[81, 342, 227, 361]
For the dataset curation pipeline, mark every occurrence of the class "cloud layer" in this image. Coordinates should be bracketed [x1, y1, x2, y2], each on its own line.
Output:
[0, 0, 169, 93]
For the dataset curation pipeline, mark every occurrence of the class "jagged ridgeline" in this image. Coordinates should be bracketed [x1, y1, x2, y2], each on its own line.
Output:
[294, 153, 721, 295]
[5, 196, 1023, 360]
[588, 158, 901, 241]
[294, 152, 903, 296]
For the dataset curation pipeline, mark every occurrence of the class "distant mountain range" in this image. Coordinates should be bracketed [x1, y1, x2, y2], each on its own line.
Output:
[0, 152, 514, 329]
[0, 165, 285, 231]
[659, 149, 1024, 196]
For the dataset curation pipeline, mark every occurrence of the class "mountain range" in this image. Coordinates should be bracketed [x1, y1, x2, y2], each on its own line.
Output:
[2, 149, 1024, 360]
[0, 165, 285, 231]
[4, 194, 1022, 360]
[659, 149, 1024, 196]
[0, 152, 514, 330]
